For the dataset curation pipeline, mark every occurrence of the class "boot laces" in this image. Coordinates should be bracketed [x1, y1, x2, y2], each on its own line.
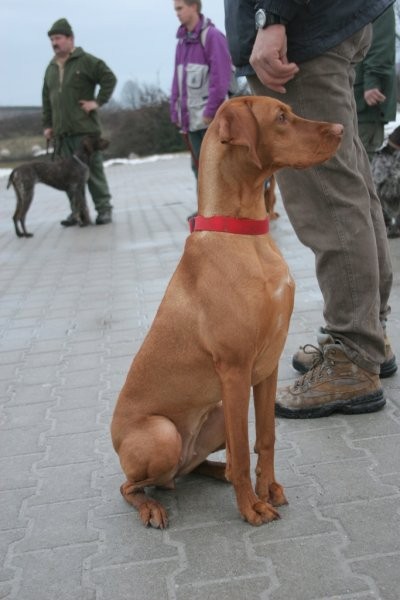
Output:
[302, 343, 323, 361]
[294, 346, 336, 390]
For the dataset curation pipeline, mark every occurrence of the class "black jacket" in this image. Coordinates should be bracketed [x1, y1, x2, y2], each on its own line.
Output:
[224, 0, 395, 76]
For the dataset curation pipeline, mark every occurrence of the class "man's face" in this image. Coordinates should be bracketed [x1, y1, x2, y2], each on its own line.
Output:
[50, 34, 74, 57]
[173, 1, 198, 29]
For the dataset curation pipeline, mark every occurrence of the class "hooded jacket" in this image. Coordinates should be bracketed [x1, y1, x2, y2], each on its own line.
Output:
[42, 47, 117, 136]
[170, 15, 232, 133]
[224, 0, 395, 76]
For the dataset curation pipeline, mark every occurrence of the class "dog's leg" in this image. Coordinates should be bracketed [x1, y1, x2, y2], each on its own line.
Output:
[76, 184, 91, 226]
[216, 364, 280, 525]
[113, 414, 182, 529]
[120, 484, 169, 529]
[13, 214, 24, 238]
[67, 187, 80, 225]
[13, 183, 34, 238]
[181, 403, 227, 480]
[193, 459, 227, 481]
[253, 369, 287, 507]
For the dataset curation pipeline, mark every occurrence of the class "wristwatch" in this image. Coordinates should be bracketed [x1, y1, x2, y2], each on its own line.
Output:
[255, 8, 288, 29]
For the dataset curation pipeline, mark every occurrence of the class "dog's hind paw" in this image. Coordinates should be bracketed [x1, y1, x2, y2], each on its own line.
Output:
[139, 500, 169, 529]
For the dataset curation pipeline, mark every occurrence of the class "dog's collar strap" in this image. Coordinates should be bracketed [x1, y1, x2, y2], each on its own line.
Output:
[189, 215, 269, 235]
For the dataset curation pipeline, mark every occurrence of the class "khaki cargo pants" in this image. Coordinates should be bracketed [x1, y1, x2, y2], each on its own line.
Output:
[249, 26, 393, 374]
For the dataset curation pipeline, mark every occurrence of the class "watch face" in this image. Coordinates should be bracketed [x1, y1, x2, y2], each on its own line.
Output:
[255, 9, 266, 29]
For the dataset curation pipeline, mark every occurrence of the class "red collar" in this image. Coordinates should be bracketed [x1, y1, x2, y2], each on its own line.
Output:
[189, 215, 269, 235]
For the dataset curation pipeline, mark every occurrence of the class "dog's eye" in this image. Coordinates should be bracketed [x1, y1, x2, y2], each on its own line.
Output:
[278, 113, 287, 124]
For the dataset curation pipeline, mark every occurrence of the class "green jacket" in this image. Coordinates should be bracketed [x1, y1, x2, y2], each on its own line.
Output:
[354, 6, 397, 124]
[42, 46, 117, 135]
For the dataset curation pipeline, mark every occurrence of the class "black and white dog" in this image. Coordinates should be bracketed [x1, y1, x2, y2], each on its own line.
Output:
[371, 126, 400, 238]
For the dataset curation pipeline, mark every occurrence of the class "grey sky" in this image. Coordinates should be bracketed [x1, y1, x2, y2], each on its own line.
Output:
[0, 0, 226, 106]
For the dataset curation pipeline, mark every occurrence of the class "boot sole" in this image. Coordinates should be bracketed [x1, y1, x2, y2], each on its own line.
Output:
[60, 221, 78, 227]
[292, 356, 398, 379]
[380, 355, 397, 378]
[275, 390, 386, 419]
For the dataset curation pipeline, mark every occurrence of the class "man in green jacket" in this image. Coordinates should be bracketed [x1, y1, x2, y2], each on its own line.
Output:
[42, 18, 117, 226]
[354, 5, 397, 160]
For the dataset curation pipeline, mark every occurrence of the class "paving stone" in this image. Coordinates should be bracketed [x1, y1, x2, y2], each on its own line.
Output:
[170, 523, 268, 588]
[31, 462, 102, 504]
[0, 454, 41, 491]
[0, 425, 49, 457]
[298, 458, 398, 505]
[254, 534, 371, 599]
[91, 560, 179, 600]
[15, 499, 100, 552]
[352, 434, 400, 476]
[11, 545, 98, 600]
[351, 554, 400, 600]
[321, 497, 400, 558]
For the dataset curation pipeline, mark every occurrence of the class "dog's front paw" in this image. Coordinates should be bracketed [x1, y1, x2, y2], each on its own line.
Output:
[268, 482, 288, 507]
[242, 500, 280, 526]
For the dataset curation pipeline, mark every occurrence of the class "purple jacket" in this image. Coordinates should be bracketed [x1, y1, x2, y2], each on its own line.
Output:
[170, 15, 232, 133]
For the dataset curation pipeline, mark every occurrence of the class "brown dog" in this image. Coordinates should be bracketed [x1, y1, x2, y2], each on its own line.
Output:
[7, 135, 109, 238]
[111, 96, 343, 528]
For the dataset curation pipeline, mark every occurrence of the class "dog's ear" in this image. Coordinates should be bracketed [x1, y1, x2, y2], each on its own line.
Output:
[82, 136, 95, 153]
[98, 138, 110, 150]
[217, 101, 262, 169]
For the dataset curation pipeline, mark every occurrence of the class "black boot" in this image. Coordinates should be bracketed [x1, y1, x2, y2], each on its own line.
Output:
[96, 210, 112, 225]
[60, 213, 78, 227]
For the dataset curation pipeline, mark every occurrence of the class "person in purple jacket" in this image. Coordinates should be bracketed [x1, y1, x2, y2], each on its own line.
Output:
[170, 0, 233, 214]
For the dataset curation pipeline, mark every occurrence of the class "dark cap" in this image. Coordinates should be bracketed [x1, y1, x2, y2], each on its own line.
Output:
[48, 18, 73, 37]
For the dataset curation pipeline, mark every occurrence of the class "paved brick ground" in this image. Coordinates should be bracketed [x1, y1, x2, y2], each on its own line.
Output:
[0, 153, 399, 600]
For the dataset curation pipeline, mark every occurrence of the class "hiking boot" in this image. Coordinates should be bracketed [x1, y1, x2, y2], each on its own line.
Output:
[277, 342, 385, 419]
[292, 333, 397, 379]
[96, 210, 112, 225]
[60, 213, 78, 227]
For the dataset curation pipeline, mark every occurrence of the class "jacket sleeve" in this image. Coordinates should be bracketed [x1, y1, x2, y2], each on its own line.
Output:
[202, 28, 233, 120]
[170, 50, 180, 125]
[42, 70, 52, 129]
[225, 0, 306, 68]
[93, 58, 117, 106]
[256, 0, 310, 22]
[354, 6, 396, 118]
[360, 7, 395, 93]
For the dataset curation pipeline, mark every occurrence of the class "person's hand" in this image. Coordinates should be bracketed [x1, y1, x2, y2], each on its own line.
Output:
[249, 25, 299, 93]
[364, 88, 386, 106]
[203, 115, 213, 126]
[79, 100, 99, 113]
[43, 128, 53, 140]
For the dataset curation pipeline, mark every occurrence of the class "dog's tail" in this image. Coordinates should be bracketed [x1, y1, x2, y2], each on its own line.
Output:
[6, 170, 15, 189]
